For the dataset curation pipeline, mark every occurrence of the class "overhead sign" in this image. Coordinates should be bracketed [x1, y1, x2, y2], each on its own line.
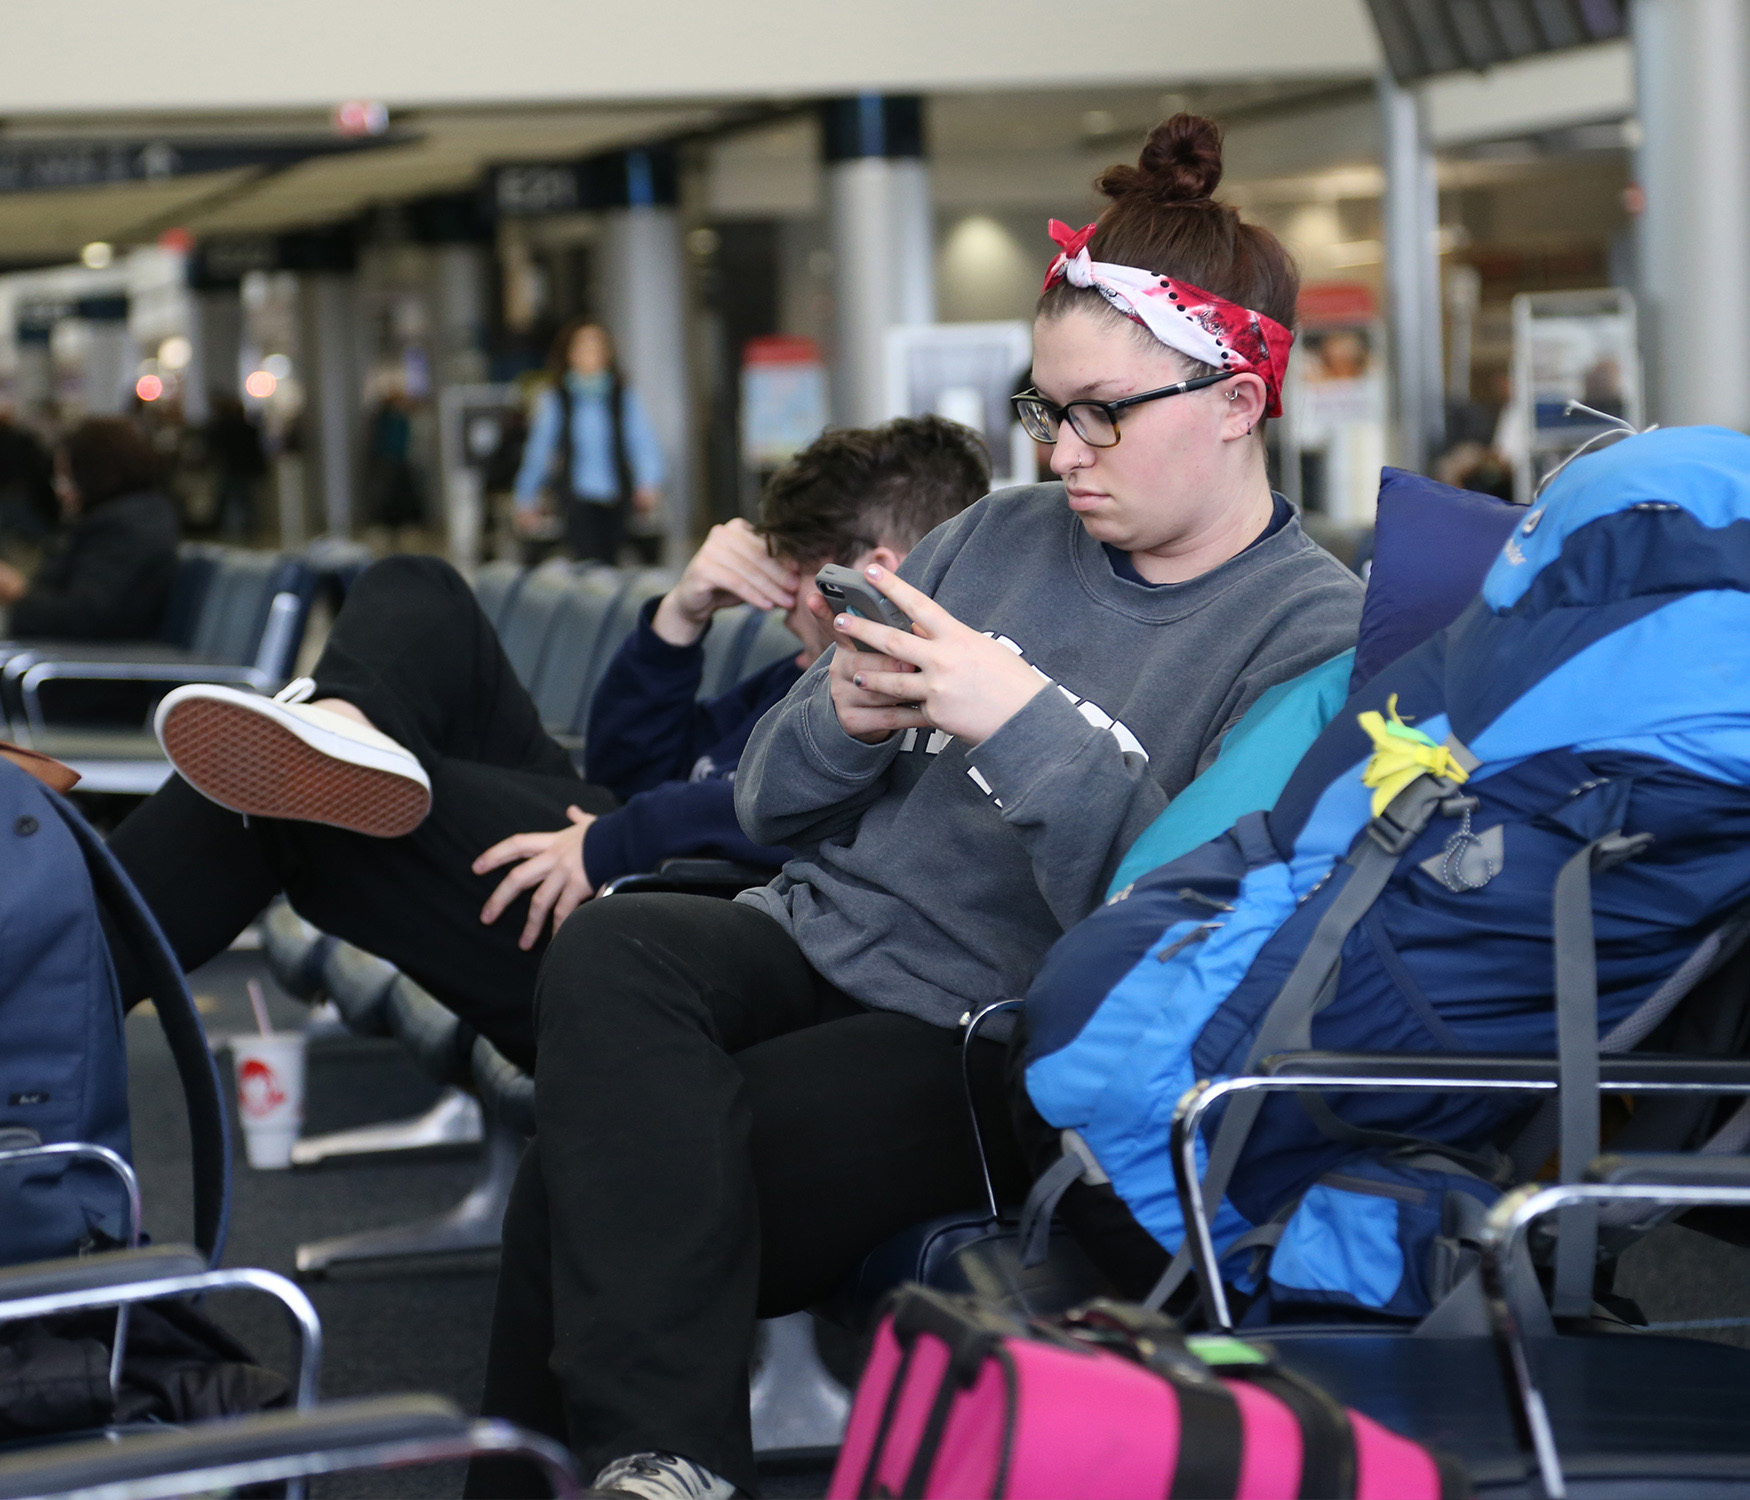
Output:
[187, 223, 359, 289]
[489, 146, 679, 217]
[0, 134, 408, 195]
[16, 293, 130, 344]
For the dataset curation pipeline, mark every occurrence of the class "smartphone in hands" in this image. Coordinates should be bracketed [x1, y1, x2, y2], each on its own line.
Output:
[815, 564, 913, 632]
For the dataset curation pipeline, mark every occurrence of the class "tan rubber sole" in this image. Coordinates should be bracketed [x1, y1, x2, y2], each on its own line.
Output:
[159, 696, 431, 838]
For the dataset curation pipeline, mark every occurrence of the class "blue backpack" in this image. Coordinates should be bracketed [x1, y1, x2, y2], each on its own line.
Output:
[1023, 426, 1750, 1321]
[0, 757, 230, 1266]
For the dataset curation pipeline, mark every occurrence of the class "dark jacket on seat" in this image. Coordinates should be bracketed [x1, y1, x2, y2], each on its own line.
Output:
[10, 491, 180, 641]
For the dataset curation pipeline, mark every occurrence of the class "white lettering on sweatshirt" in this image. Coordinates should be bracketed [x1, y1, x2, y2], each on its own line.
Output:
[895, 633, 1147, 806]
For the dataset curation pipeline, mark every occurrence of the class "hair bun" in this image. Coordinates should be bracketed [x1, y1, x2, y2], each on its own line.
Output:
[1095, 113, 1224, 206]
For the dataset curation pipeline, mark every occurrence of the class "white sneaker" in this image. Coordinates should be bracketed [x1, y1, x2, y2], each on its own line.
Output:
[589, 1452, 736, 1500]
[154, 678, 432, 838]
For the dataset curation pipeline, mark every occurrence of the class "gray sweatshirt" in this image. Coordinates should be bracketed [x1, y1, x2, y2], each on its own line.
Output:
[735, 482, 1363, 1029]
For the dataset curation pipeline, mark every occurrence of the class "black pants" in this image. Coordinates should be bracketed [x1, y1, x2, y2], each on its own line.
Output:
[108, 556, 615, 1068]
[564, 499, 625, 565]
[466, 894, 1029, 1498]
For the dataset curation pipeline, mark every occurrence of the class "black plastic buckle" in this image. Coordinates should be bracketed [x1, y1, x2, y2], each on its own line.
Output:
[1365, 777, 1450, 856]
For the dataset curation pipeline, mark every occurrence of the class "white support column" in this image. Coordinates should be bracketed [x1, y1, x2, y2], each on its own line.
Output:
[185, 287, 243, 426]
[597, 149, 694, 567]
[1633, 0, 1750, 429]
[298, 272, 361, 536]
[429, 240, 492, 568]
[81, 321, 136, 415]
[822, 96, 936, 428]
[1379, 72, 1444, 474]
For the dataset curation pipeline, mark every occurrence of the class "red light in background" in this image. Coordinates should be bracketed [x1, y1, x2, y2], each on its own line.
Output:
[135, 374, 164, 402]
[334, 100, 389, 136]
[244, 370, 278, 399]
[158, 227, 194, 253]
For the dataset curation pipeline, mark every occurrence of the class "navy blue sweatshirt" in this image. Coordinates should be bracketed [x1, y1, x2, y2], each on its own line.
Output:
[581, 598, 803, 886]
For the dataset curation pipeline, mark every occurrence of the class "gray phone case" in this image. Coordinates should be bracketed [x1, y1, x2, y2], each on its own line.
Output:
[815, 564, 912, 631]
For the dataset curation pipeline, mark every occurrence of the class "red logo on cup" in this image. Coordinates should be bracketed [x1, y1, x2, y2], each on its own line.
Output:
[238, 1057, 287, 1119]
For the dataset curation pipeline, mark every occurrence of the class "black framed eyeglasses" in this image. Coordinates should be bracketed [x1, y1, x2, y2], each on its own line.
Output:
[1011, 372, 1230, 448]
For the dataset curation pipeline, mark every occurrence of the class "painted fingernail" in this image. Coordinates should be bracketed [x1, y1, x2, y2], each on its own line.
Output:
[835, 614, 851, 629]
[866, 564, 883, 578]
[853, 674, 864, 687]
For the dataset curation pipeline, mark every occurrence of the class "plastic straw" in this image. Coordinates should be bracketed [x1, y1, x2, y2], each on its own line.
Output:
[246, 978, 274, 1037]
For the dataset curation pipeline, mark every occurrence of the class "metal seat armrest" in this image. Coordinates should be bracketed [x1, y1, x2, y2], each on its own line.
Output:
[19, 659, 274, 733]
[0, 1248, 322, 1411]
[1259, 1050, 1750, 1088]
[1171, 1061, 1750, 1332]
[962, 999, 1024, 1222]
[1586, 1151, 1750, 1190]
[597, 858, 774, 899]
[1481, 1159, 1750, 1499]
[0, 1245, 206, 1303]
[0, 1141, 141, 1247]
[0, 1396, 582, 1500]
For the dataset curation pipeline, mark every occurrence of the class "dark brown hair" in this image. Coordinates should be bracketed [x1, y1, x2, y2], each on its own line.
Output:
[1038, 113, 1300, 376]
[544, 318, 620, 385]
[58, 416, 160, 509]
[758, 415, 990, 564]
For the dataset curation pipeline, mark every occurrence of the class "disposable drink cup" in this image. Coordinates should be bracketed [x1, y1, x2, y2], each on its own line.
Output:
[230, 1032, 306, 1170]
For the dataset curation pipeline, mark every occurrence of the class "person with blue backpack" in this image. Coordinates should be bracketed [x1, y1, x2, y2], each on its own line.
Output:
[466, 114, 1364, 1500]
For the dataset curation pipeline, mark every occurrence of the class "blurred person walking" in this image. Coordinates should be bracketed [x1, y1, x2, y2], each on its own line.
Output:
[363, 377, 429, 544]
[205, 393, 269, 542]
[0, 417, 179, 640]
[512, 320, 664, 565]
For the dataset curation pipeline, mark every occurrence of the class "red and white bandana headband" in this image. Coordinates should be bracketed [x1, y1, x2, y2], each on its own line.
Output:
[1042, 219, 1294, 418]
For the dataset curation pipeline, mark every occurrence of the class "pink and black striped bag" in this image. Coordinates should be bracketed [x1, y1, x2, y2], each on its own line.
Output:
[828, 1289, 1467, 1500]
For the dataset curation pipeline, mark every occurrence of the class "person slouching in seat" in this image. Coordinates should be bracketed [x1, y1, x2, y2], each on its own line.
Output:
[105, 415, 990, 1070]
[465, 115, 1365, 1500]
[0, 417, 179, 641]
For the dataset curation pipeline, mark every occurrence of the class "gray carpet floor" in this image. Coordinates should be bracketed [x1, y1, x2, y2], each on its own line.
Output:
[125, 945, 1750, 1497]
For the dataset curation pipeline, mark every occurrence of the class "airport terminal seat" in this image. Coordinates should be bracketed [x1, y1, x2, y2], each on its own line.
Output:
[0, 545, 317, 795]
[0, 1209, 577, 1496]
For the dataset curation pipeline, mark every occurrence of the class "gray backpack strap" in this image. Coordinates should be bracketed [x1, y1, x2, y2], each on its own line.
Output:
[1505, 918, 1741, 1179]
[1143, 773, 1456, 1314]
[1017, 1146, 1089, 1268]
[1549, 830, 1654, 1316]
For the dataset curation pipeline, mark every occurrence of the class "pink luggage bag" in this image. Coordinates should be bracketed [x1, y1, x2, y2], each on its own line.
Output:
[828, 1289, 1466, 1500]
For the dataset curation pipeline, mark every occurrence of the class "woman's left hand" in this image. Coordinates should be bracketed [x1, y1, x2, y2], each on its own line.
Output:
[830, 565, 1047, 748]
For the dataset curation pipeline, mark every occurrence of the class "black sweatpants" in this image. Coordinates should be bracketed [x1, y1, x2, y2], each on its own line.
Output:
[108, 556, 616, 1068]
[466, 894, 1029, 1499]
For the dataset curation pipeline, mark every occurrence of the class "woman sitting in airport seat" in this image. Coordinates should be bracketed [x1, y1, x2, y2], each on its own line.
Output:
[465, 115, 1365, 1500]
[0, 416, 179, 641]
